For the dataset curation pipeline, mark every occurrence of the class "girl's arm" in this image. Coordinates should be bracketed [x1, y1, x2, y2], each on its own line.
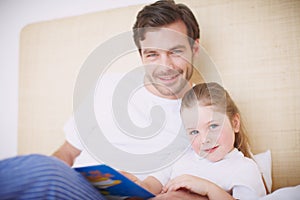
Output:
[162, 174, 235, 200]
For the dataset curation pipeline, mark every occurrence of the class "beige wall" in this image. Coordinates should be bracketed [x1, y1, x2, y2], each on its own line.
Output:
[19, 0, 300, 191]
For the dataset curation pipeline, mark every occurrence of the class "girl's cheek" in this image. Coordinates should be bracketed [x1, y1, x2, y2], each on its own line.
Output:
[192, 140, 201, 154]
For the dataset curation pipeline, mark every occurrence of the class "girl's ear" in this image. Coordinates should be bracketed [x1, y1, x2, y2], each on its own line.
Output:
[232, 113, 241, 133]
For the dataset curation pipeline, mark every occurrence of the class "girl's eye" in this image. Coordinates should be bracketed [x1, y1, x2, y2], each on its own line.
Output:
[209, 124, 219, 130]
[147, 53, 158, 58]
[190, 130, 199, 135]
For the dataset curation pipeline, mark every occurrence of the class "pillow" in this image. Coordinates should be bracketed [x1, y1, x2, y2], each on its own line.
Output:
[253, 150, 272, 193]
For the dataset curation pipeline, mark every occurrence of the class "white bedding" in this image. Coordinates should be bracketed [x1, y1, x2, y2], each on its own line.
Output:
[259, 185, 300, 200]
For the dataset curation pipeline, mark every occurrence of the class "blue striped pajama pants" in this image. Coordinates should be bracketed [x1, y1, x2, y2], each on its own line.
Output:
[0, 154, 105, 200]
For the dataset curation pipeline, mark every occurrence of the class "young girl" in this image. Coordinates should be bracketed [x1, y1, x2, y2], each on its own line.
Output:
[125, 82, 266, 200]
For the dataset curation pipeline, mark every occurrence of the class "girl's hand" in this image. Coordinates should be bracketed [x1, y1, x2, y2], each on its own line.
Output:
[162, 174, 209, 196]
[162, 174, 235, 200]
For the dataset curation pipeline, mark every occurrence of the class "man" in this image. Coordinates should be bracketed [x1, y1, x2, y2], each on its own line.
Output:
[53, 0, 200, 169]
[1, 1, 208, 199]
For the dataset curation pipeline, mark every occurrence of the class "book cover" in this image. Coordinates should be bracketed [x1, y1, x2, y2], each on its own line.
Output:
[75, 164, 155, 200]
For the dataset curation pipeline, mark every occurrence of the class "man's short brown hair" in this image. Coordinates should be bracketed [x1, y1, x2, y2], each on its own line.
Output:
[133, 0, 200, 54]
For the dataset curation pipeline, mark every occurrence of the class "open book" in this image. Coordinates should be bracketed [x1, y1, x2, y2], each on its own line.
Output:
[75, 164, 155, 200]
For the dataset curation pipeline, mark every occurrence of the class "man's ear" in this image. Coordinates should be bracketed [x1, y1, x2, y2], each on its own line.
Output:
[192, 39, 200, 54]
[232, 113, 241, 133]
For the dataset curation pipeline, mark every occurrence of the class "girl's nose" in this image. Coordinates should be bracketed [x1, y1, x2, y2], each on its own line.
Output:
[199, 132, 210, 144]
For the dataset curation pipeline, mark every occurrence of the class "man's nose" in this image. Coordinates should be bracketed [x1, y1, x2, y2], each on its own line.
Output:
[160, 54, 174, 69]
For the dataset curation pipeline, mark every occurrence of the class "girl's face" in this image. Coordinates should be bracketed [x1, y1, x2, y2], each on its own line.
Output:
[181, 104, 240, 162]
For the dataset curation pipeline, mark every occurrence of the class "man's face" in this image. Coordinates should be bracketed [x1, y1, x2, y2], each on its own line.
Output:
[140, 20, 198, 99]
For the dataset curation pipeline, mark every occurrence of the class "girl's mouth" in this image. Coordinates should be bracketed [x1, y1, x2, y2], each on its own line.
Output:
[204, 145, 219, 153]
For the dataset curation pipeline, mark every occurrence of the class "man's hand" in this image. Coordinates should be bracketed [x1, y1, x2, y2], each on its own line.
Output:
[119, 171, 141, 185]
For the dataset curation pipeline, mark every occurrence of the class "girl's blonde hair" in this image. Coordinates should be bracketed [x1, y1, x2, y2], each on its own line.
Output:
[181, 82, 252, 158]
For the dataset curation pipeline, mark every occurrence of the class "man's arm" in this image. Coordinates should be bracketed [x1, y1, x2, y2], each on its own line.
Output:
[52, 141, 81, 166]
[120, 171, 163, 195]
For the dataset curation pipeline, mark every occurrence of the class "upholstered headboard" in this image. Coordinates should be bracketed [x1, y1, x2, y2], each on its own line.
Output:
[18, 0, 300, 191]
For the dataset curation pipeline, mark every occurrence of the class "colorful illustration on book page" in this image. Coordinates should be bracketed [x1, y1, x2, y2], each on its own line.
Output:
[80, 170, 121, 194]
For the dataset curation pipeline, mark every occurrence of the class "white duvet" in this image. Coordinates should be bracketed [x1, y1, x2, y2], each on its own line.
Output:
[259, 185, 300, 200]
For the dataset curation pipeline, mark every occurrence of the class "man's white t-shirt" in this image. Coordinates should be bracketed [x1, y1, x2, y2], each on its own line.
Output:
[64, 72, 189, 171]
[151, 148, 266, 199]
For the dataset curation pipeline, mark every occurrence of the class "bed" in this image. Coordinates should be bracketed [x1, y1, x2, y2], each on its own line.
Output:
[18, 0, 300, 197]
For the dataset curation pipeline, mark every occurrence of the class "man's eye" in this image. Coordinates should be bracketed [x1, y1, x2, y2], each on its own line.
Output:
[171, 49, 183, 55]
[209, 124, 219, 129]
[190, 130, 199, 135]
